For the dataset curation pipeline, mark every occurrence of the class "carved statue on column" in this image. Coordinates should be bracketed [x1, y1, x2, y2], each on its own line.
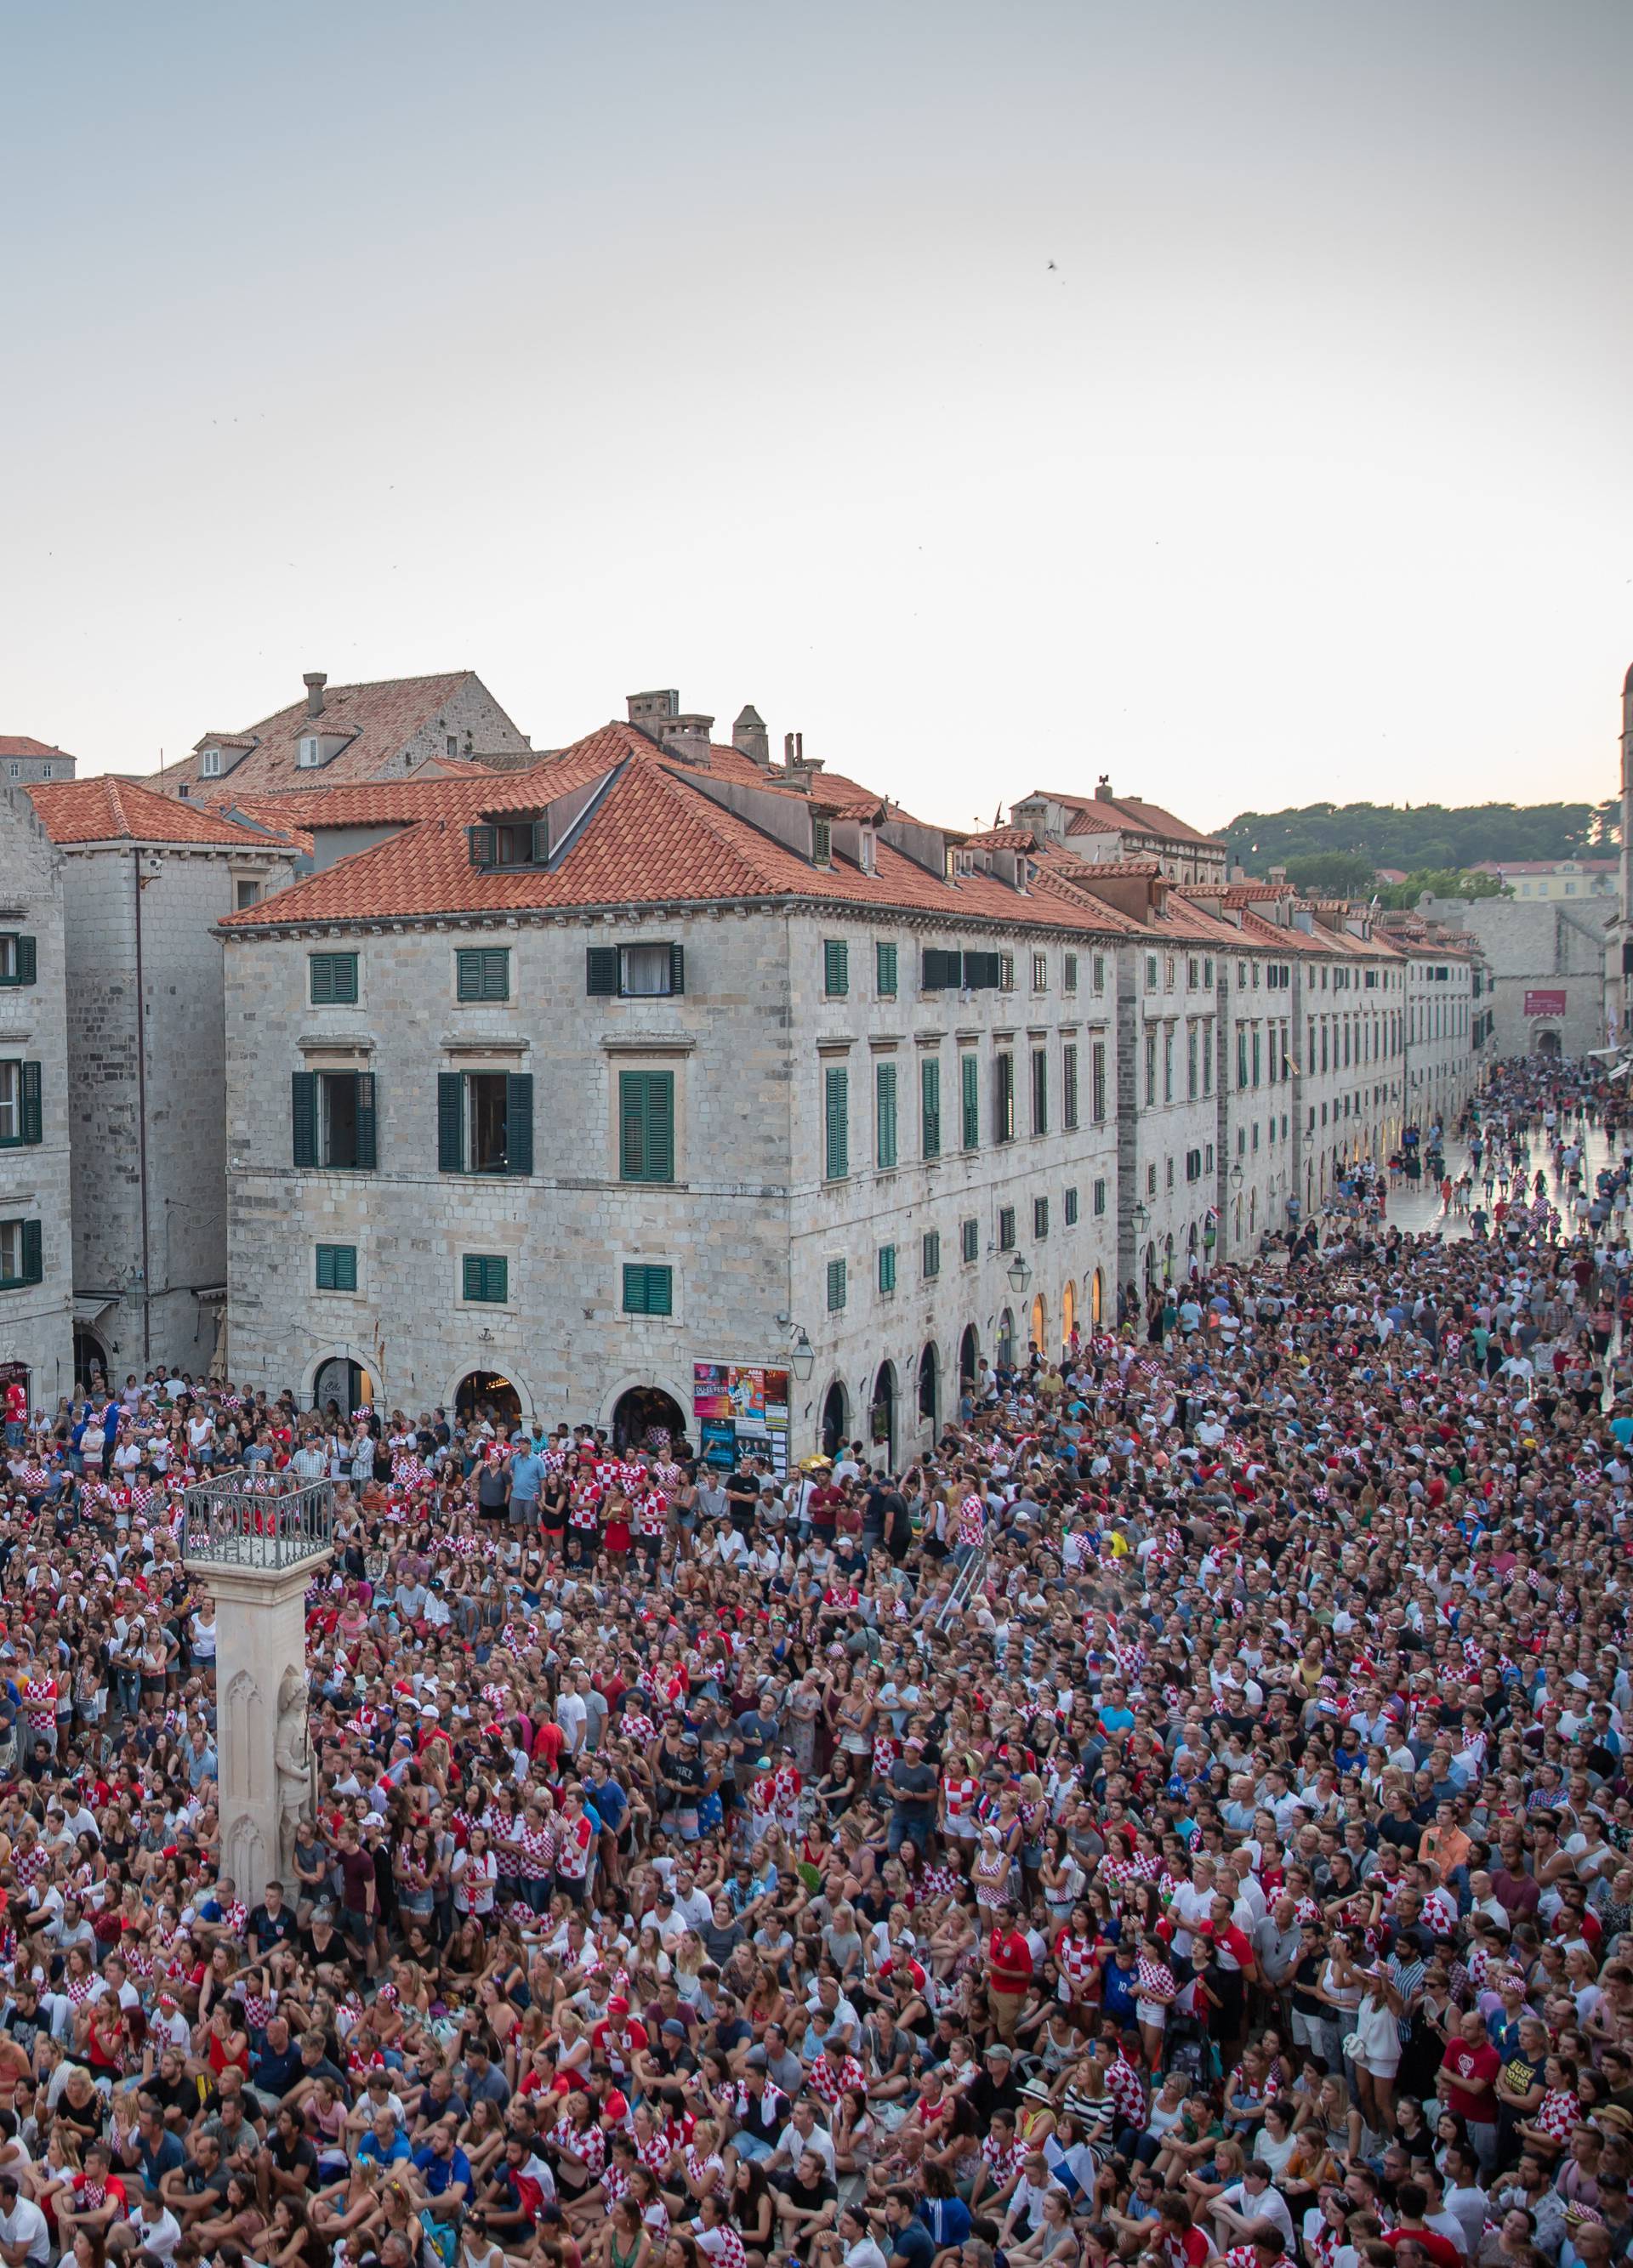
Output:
[273, 1669, 313, 1886]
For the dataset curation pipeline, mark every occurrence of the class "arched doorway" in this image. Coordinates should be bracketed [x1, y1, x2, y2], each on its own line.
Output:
[1144, 1241, 1157, 1285]
[1249, 1191, 1257, 1238]
[917, 1342, 938, 1431]
[1533, 1027, 1562, 1059]
[610, 1384, 686, 1454]
[457, 1369, 522, 1435]
[1061, 1280, 1076, 1347]
[1164, 1232, 1175, 1283]
[869, 1362, 896, 1469]
[820, 1380, 848, 1458]
[314, 1355, 374, 1418]
[958, 1325, 979, 1387]
[1186, 1222, 1199, 1276]
[1028, 1294, 1046, 1358]
[997, 1308, 1016, 1366]
[1090, 1268, 1103, 1327]
[73, 1331, 107, 1394]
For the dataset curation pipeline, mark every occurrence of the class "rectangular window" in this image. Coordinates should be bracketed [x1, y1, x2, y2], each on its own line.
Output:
[618, 1070, 674, 1184]
[0, 1061, 41, 1148]
[463, 1254, 510, 1304]
[0, 936, 35, 987]
[875, 941, 897, 998]
[235, 879, 259, 911]
[622, 1263, 674, 1316]
[1031, 1047, 1048, 1135]
[0, 1219, 43, 1287]
[994, 1053, 1015, 1144]
[315, 1242, 357, 1293]
[1144, 1032, 1157, 1106]
[1092, 1179, 1107, 1217]
[1033, 1196, 1049, 1240]
[922, 1230, 941, 1278]
[1092, 952, 1106, 993]
[1091, 1040, 1107, 1123]
[823, 940, 849, 997]
[1062, 1043, 1078, 1130]
[998, 1205, 1016, 1250]
[961, 1217, 979, 1263]
[1064, 1185, 1078, 1225]
[586, 943, 685, 997]
[1164, 1027, 1175, 1102]
[309, 952, 358, 1005]
[1204, 957, 1214, 986]
[920, 1056, 941, 1158]
[826, 1257, 846, 1311]
[455, 947, 509, 1002]
[468, 817, 548, 870]
[999, 952, 1016, 992]
[960, 1054, 979, 1150]
[1237, 1026, 1248, 1089]
[823, 1066, 849, 1180]
[878, 1244, 896, 1294]
[1032, 952, 1048, 992]
[875, 1061, 898, 1169]
[1252, 1027, 1261, 1086]
[292, 1069, 378, 1172]
[812, 816, 832, 865]
[1187, 1025, 1198, 1100]
[1063, 952, 1078, 992]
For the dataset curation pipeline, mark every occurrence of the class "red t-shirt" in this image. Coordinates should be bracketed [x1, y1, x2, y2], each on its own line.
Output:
[988, 1928, 1033, 1992]
[1385, 2231, 1461, 2268]
[1438, 2035, 1499, 2123]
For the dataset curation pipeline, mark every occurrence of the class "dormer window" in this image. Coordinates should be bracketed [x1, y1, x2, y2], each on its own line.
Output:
[201, 747, 222, 779]
[858, 829, 877, 876]
[297, 737, 321, 768]
[811, 817, 832, 867]
[469, 816, 549, 871]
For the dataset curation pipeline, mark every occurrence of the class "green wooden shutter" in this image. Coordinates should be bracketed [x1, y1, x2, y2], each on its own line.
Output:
[291, 1071, 317, 1169]
[875, 1062, 897, 1169]
[961, 1054, 979, 1149]
[20, 1219, 42, 1287]
[316, 1244, 338, 1291]
[20, 1062, 41, 1146]
[876, 942, 897, 996]
[669, 943, 686, 995]
[586, 947, 618, 996]
[310, 956, 333, 1005]
[921, 948, 950, 990]
[921, 1057, 940, 1158]
[468, 825, 496, 868]
[438, 1072, 465, 1173]
[462, 1254, 484, 1301]
[827, 1258, 846, 1311]
[506, 1073, 534, 1176]
[14, 937, 35, 986]
[623, 1263, 648, 1314]
[823, 1066, 849, 1180]
[624, 1264, 673, 1316]
[353, 1072, 377, 1170]
[619, 1071, 674, 1183]
[824, 940, 849, 997]
[878, 1245, 896, 1293]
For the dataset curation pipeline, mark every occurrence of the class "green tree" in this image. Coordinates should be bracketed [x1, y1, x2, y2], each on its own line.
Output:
[1374, 867, 1510, 910]
[1283, 851, 1377, 895]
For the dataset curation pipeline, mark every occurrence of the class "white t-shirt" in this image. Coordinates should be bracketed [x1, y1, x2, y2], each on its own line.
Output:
[0, 2199, 48, 2266]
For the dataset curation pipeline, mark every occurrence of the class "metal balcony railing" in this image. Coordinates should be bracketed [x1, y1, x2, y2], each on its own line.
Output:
[179, 1470, 335, 1570]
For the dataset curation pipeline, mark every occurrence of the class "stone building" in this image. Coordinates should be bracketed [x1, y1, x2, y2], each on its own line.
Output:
[162, 669, 533, 803]
[0, 737, 76, 787]
[1010, 780, 1229, 887]
[1410, 894, 1598, 1066]
[26, 778, 299, 1382]
[0, 787, 73, 1410]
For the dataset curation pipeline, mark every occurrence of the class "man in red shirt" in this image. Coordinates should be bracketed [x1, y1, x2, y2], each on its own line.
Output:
[1383, 2185, 1463, 2268]
[987, 1900, 1033, 2046]
[1437, 2008, 1499, 2173]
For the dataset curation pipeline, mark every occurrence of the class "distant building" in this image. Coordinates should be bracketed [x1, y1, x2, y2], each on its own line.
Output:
[163, 670, 532, 801]
[1010, 779, 1229, 887]
[1469, 856, 1615, 901]
[1414, 892, 1604, 1062]
[0, 737, 76, 786]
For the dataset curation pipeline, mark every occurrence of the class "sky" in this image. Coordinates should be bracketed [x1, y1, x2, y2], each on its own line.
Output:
[3, 0, 1630, 835]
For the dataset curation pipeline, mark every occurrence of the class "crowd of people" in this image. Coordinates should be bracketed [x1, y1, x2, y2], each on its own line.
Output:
[0, 1058, 1630, 2268]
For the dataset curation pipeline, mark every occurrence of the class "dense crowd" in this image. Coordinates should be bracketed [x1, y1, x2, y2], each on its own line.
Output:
[1, 1060, 1632, 2268]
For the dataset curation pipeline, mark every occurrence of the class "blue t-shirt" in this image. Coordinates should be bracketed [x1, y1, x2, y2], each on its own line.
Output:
[413, 2143, 472, 2197]
[508, 1454, 544, 1503]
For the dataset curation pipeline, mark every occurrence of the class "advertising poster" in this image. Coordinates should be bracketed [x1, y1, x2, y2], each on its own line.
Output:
[1523, 990, 1567, 1017]
[693, 1363, 791, 1475]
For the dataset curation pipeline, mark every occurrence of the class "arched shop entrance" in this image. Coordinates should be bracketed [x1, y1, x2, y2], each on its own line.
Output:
[820, 1380, 848, 1458]
[1533, 1027, 1562, 1059]
[456, 1369, 522, 1434]
[73, 1331, 108, 1393]
[1090, 1268, 1103, 1327]
[1061, 1280, 1076, 1347]
[958, 1325, 979, 1388]
[917, 1342, 938, 1432]
[313, 1355, 375, 1419]
[997, 1308, 1016, 1366]
[611, 1384, 687, 1454]
[869, 1361, 896, 1468]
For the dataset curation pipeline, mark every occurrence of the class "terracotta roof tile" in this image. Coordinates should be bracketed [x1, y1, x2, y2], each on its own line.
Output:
[28, 776, 299, 849]
[0, 736, 71, 760]
[174, 672, 506, 798]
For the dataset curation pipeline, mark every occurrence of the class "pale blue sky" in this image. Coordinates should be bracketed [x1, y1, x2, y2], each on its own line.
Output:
[3, 0, 1630, 831]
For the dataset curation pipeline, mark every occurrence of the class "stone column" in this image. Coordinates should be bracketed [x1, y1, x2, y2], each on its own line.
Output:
[208, 1560, 319, 1908]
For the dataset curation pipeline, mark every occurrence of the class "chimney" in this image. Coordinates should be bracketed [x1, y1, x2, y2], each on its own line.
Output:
[627, 688, 680, 740]
[1230, 861, 1247, 882]
[304, 671, 327, 718]
[732, 704, 770, 767]
[658, 712, 714, 766]
[1095, 774, 1114, 802]
[1268, 864, 1287, 883]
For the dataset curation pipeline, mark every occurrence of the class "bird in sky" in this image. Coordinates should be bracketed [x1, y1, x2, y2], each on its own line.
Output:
[1046, 259, 1057, 270]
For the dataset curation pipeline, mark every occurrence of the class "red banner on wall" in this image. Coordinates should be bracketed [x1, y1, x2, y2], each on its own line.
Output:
[1523, 990, 1567, 1016]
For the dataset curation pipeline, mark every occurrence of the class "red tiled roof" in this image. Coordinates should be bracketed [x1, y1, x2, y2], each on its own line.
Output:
[961, 826, 1040, 852]
[1035, 787, 1223, 850]
[1469, 857, 1617, 876]
[219, 729, 1134, 939]
[0, 736, 71, 760]
[173, 672, 504, 797]
[28, 776, 299, 849]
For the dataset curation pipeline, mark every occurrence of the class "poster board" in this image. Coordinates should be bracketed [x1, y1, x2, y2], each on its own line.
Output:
[693, 1363, 790, 1475]
[1523, 990, 1567, 1016]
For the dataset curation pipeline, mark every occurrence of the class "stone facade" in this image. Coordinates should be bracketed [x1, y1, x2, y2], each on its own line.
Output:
[0, 788, 73, 1410]
[0, 741, 75, 787]
[1422, 895, 1608, 1065]
[56, 840, 297, 1381]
